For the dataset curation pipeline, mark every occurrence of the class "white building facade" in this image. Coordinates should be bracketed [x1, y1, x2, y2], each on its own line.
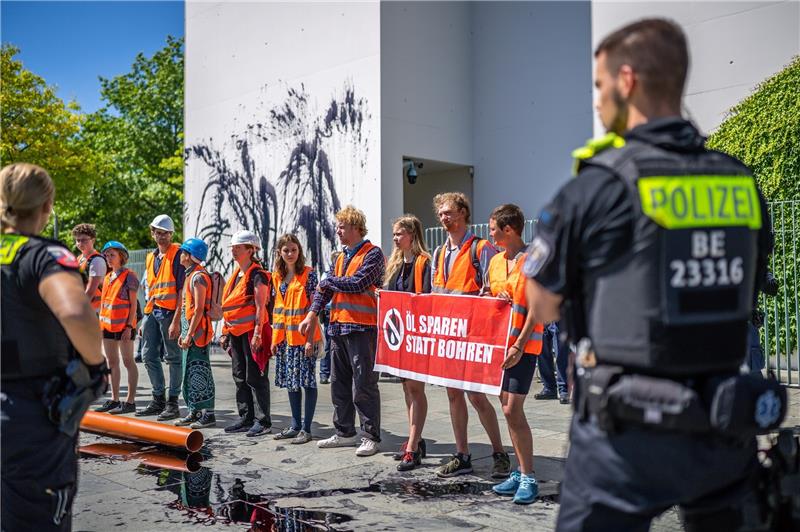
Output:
[185, 1, 799, 272]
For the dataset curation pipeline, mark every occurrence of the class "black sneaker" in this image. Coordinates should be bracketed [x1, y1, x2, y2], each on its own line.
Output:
[274, 427, 300, 440]
[157, 400, 180, 421]
[190, 412, 217, 429]
[534, 390, 558, 400]
[491, 451, 512, 479]
[246, 420, 271, 437]
[136, 397, 166, 417]
[319, 376, 330, 385]
[436, 454, 473, 478]
[224, 419, 254, 433]
[134, 354, 142, 363]
[95, 400, 120, 413]
[109, 402, 136, 415]
[397, 450, 421, 472]
[559, 395, 571, 405]
[174, 411, 200, 426]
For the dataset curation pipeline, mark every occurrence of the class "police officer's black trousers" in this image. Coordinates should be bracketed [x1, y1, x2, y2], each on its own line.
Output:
[556, 415, 758, 532]
[1, 379, 78, 531]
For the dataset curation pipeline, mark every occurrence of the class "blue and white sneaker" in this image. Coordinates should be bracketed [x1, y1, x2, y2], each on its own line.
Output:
[492, 470, 521, 496]
[513, 474, 538, 504]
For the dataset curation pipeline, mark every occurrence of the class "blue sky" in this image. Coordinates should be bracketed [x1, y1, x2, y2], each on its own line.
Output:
[2, 1, 184, 113]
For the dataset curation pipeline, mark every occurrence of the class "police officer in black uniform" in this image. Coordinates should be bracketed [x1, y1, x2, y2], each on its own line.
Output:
[1, 163, 108, 531]
[523, 20, 781, 531]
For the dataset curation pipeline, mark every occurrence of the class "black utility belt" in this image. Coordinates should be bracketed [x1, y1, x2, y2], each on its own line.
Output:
[577, 365, 787, 439]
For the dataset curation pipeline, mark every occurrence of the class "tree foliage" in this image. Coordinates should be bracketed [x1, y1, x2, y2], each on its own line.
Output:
[708, 57, 800, 363]
[0, 44, 101, 207]
[77, 35, 185, 248]
[0, 38, 184, 249]
[707, 56, 800, 200]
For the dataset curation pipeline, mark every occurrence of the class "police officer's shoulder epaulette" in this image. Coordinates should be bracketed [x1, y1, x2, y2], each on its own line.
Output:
[571, 132, 626, 176]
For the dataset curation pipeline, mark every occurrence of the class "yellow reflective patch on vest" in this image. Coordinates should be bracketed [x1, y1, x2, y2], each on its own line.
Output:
[0, 235, 29, 265]
[638, 176, 762, 229]
[571, 133, 626, 175]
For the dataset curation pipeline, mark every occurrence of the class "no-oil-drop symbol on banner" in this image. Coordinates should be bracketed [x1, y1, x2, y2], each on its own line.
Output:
[383, 308, 404, 351]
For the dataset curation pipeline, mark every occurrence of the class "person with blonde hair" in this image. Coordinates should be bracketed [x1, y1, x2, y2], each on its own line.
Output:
[430, 191, 511, 480]
[271, 234, 321, 444]
[1, 163, 107, 531]
[384, 214, 432, 471]
[299, 205, 385, 457]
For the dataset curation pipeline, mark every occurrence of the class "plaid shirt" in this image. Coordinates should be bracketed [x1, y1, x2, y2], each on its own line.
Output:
[310, 240, 385, 337]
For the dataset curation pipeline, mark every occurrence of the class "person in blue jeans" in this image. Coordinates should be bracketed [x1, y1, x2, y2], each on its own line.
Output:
[534, 321, 570, 404]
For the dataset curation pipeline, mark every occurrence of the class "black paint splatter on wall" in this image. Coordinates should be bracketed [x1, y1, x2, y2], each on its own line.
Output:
[186, 82, 369, 275]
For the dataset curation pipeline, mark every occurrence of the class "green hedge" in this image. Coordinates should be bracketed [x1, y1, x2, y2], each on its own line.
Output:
[708, 57, 800, 373]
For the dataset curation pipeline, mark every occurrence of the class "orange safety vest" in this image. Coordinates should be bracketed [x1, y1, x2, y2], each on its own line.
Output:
[99, 269, 137, 333]
[272, 265, 322, 346]
[507, 253, 544, 355]
[486, 251, 525, 297]
[79, 251, 104, 311]
[432, 235, 489, 295]
[330, 242, 380, 326]
[222, 262, 267, 336]
[144, 243, 181, 313]
[412, 255, 429, 294]
[183, 267, 214, 347]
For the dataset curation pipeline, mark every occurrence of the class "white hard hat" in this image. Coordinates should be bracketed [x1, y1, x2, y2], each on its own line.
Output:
[150, 214, 175, 232]
[230, 230, 260, 249]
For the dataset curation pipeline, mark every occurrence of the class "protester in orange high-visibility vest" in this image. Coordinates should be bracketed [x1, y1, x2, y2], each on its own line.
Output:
[299, 206, 385, 458]
[137, 214, 186, 422]
[175, 238, 216, 429]
[429, 192, 511, 480]
[485, 204, 544, 505]
[95, 241, 139, 415]
[270, 234, 322, 445]
[220, 229, 272, 437]
[383, 214, 432, 472]
[72, 223, 106, 313]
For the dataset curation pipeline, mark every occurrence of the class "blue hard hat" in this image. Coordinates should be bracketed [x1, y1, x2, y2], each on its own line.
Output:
[101, 240, 128, 257]
[180, 238, 208, 262]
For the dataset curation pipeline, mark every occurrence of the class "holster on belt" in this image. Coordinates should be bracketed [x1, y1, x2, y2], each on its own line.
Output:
[605, 374, 710, 434]
[577, 365, 624, 431]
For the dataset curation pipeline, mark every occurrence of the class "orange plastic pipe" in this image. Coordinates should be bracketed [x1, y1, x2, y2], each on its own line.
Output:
[80, 411, 204, 452]
[79, 443, 203, 473]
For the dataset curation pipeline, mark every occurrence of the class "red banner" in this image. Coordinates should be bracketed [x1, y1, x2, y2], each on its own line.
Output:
[375, 291, 512, 395]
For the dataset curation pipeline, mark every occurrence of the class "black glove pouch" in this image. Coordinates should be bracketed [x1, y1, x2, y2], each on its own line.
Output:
[709, 374, 787, 439]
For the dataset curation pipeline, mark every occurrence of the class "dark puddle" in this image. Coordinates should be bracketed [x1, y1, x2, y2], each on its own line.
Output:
[81, 444, 559, 530]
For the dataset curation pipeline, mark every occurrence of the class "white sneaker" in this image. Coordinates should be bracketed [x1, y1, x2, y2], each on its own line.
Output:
[317, 433, 360, 448]
[355, 437, 380, 457]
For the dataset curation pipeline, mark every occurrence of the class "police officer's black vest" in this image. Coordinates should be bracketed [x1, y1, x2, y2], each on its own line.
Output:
[1, 235, 74, 380]
[579, 139, 761, 376]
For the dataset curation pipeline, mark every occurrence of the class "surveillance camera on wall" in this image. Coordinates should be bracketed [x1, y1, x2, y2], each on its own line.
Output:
[405, 159, 418, 185]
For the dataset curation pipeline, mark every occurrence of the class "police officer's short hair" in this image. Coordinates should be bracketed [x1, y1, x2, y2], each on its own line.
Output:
[595, 18, 688, 107]
[490, 204, 525, 236]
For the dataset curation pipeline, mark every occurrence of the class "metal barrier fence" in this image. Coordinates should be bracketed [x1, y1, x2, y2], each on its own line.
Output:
[763, 200, 799, 386]
[424, 199, 800, 387]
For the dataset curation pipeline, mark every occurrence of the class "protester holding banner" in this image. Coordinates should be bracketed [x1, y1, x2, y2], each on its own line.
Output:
[430, 192, 511, 479]
[383, 214, 432, 471]
[486, 204, 543, 505]
[271, 234, 321, 445]
[220, 230, 272, 437]
[300, 206, 385, 457]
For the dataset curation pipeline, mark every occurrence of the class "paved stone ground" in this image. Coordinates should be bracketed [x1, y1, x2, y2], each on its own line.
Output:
[74, 347, 800, 531]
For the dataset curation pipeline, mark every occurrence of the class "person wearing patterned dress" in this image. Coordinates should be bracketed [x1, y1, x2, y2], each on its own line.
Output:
[175, 238, 216, 428]
[271, 234, 322, 444]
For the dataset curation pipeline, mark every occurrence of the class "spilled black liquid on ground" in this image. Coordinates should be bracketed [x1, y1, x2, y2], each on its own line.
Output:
[81, 450, 559, 530]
